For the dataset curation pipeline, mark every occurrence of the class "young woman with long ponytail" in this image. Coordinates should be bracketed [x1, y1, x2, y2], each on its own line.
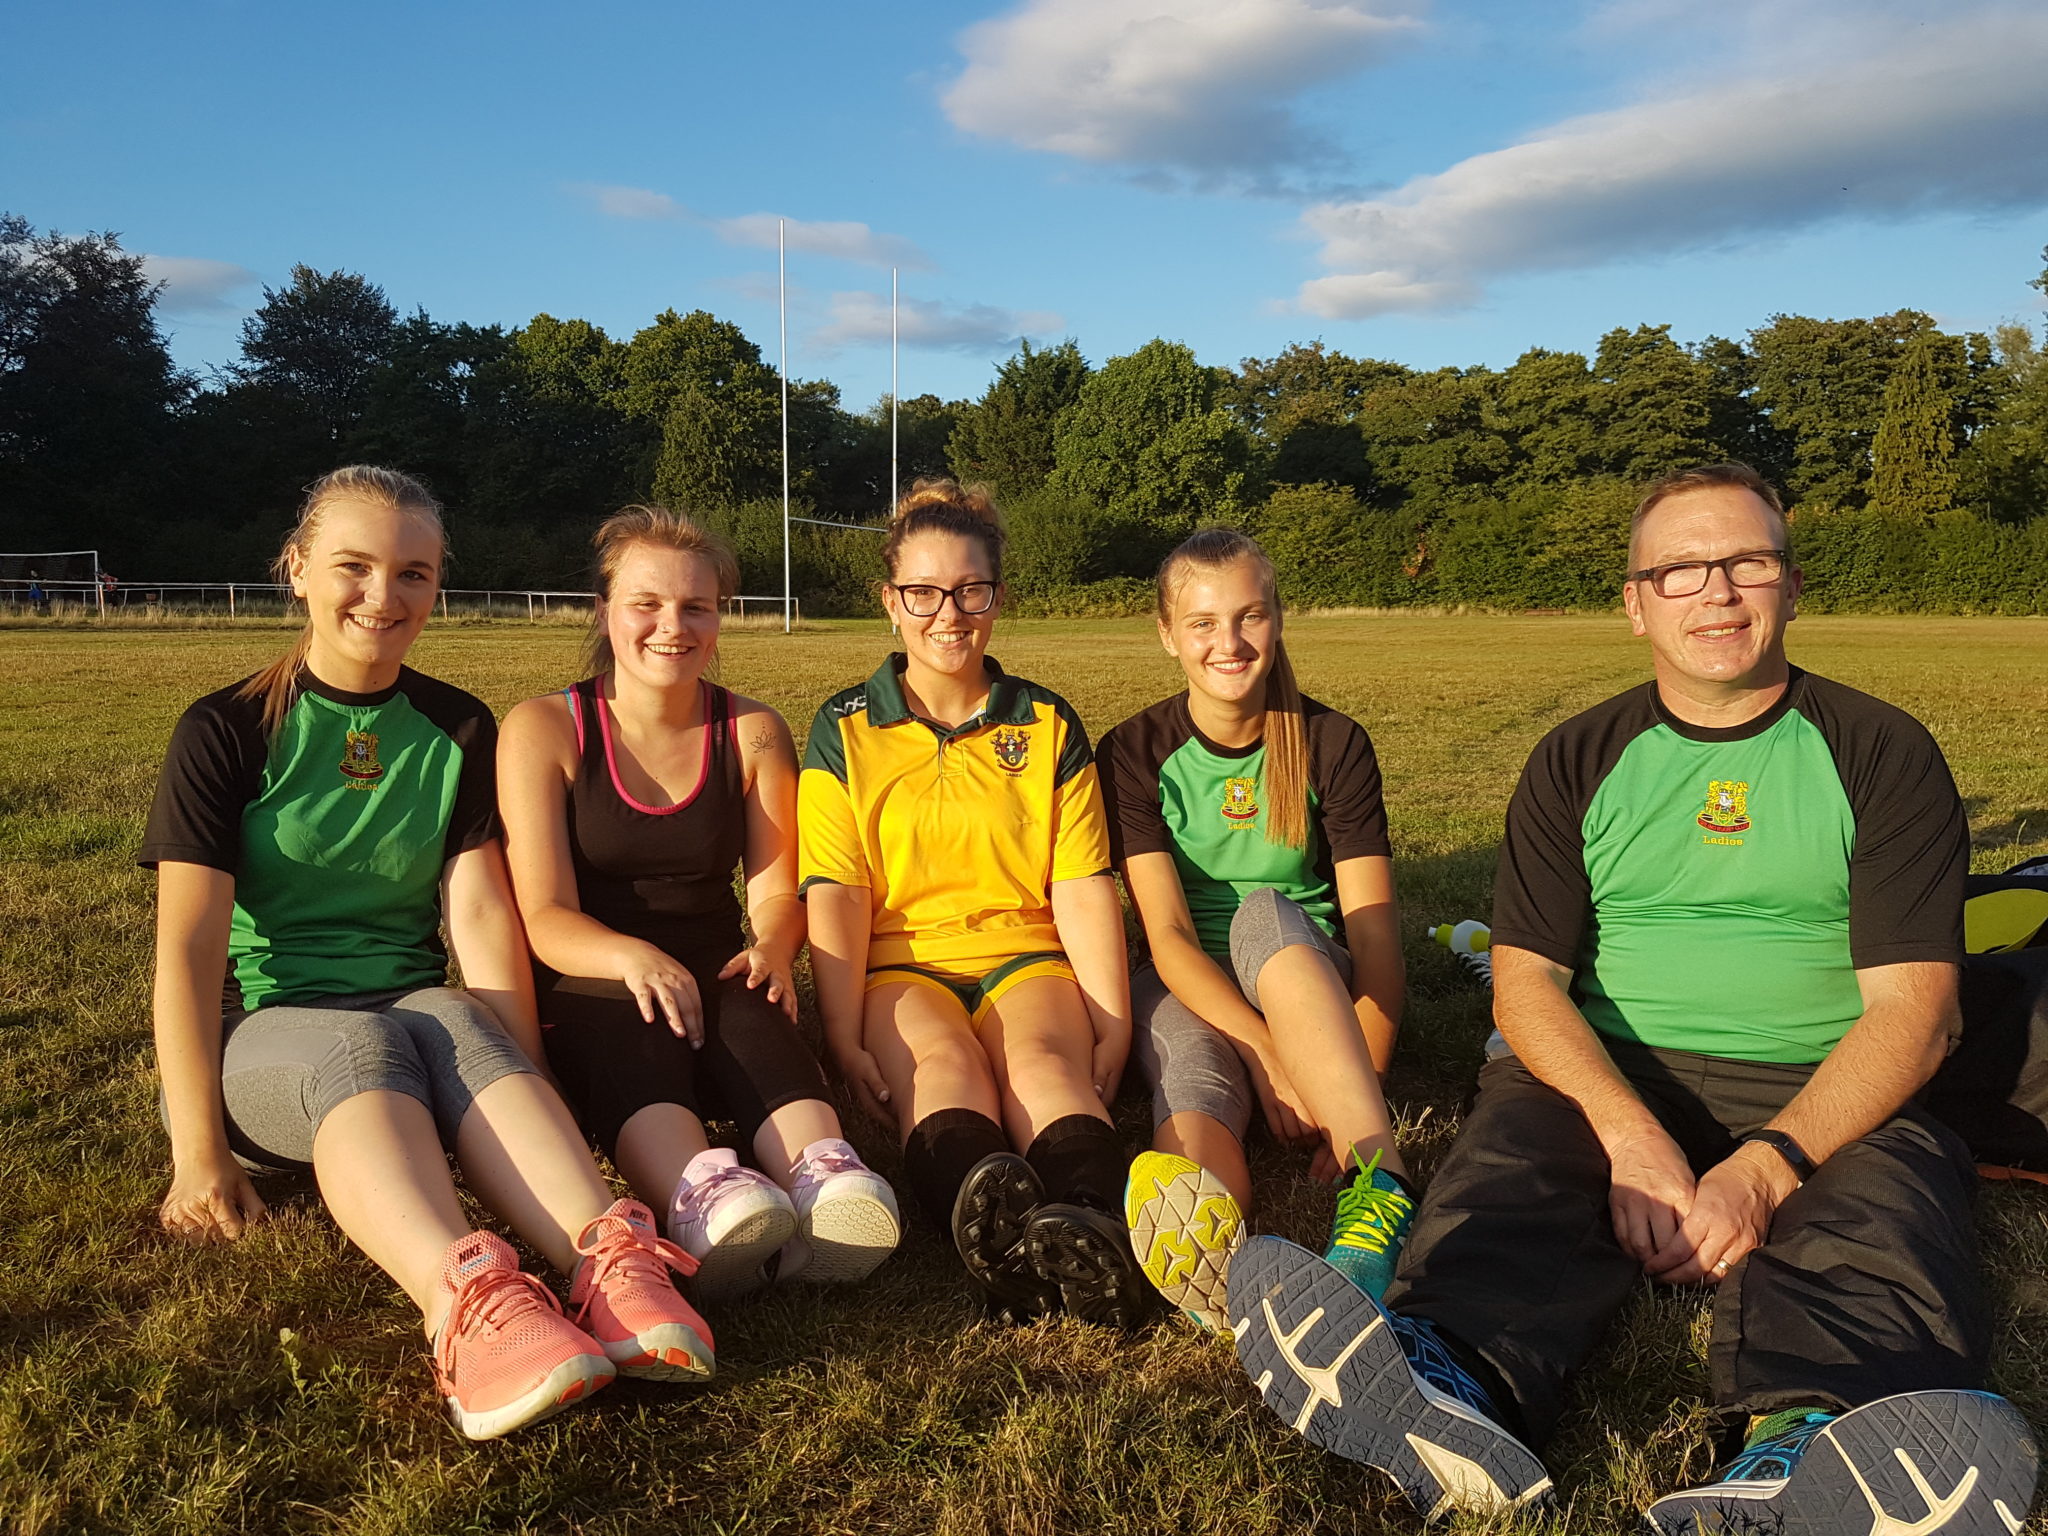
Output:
[142, 468, 712, 1442]
[498, 507, 899, 1303]
[1098, 529, 1412, 1328]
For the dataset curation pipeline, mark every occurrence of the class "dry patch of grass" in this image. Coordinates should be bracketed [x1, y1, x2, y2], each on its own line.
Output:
[2, 615, 2044, 1534]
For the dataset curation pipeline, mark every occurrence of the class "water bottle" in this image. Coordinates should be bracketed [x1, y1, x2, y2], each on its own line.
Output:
[1431, 919, 1493, 985]
[1430, 920, 1490, 956]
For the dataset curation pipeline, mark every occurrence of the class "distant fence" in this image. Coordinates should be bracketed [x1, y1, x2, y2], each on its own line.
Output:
[0, 581, 798, 623]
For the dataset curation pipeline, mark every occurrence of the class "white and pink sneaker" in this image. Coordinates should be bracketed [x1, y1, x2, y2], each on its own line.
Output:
[667, 1149, 797, 1301]
[781, 1138, 900, 1285]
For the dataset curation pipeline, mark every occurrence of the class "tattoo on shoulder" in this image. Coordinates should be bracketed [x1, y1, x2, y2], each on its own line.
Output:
[750, 724, 780, 754]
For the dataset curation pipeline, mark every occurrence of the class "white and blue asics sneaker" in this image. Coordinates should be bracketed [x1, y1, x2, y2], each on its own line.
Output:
[1643, 1389, 2039, 1536]
[1228, 1235, 1553, 1523]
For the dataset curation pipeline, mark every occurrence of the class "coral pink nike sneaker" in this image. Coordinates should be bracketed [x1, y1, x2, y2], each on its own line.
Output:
[431, 1231, 614, 1441]
[571, 1199, 715, 1382]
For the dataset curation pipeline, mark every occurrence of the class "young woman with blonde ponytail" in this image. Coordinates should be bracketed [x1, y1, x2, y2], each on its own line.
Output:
[142, 468, 713, 1443]
[498, 506, 899, 1304]
[800, 479, 1153, 1328]
[1098, 528, 1411, 1329]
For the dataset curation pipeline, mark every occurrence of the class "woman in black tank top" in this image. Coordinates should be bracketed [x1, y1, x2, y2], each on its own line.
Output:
[500, 507, 899, 1304]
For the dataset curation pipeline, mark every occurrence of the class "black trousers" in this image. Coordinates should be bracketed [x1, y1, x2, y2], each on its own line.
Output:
[1385, 1041, 1988, 1447]
[537, 947, 829, 1158]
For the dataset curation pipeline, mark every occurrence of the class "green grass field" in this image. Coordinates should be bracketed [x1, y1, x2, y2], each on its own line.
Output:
[3, 614, 2046, 1536]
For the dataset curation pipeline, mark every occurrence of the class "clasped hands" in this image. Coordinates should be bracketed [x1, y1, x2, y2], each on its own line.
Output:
[1605, 1126, 1799, 1286]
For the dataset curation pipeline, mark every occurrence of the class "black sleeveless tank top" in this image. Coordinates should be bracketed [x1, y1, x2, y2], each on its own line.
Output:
[564, 677, 746, 955]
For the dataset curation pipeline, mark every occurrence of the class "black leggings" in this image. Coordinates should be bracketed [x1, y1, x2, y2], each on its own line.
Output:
[537, 951, 829, 1158]
[1387, 1042, 1986, 1447]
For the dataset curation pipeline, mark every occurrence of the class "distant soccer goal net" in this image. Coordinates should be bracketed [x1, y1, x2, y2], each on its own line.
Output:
[1, 550, 104, 610]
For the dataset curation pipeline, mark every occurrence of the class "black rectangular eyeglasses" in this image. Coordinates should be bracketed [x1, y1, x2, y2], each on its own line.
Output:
[1628, 550, 1788, 599]
[889, 581, 997, 617]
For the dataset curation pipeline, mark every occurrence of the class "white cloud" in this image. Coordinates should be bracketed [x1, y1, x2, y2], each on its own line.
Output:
[943, 0, 1422, 185]
[813, 291, 1064, 353]
[713, 215, 933, 271]
[571, 183, 688, 220]
[142, 256, 259, 316]
[1296, 5, 2048, 317]
[568, 183, 931, 269]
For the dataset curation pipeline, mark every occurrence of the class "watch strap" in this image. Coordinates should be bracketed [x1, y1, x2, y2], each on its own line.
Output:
[1739, 1127, 1814, 1183]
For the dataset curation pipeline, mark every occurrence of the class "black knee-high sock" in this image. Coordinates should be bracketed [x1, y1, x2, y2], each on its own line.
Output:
[1025, 1114, 1126, 1215]
[902, 1108, 1010, 1231]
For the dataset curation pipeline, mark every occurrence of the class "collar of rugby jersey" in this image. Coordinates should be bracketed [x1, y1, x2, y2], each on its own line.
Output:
[861, 652, 1036, 739]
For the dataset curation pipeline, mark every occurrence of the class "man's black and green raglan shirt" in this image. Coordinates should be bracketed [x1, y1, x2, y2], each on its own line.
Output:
[1492, 667, 1966, 1064]
[1098, 692, 1391, 963]
[139, 667, 500, 1012]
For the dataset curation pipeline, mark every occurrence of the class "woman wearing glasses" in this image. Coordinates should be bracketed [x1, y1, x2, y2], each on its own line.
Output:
[799, 480, 1152, 1327]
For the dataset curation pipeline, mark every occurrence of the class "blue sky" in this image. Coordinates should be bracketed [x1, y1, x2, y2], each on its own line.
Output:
[6, 0, 2046, 412]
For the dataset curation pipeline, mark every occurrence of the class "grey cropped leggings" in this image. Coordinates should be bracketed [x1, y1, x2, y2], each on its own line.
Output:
[1130, 887, 1352, 1140]
[212, 986, 537, 1171]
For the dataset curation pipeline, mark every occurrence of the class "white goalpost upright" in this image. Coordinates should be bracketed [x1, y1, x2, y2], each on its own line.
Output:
[779, 218, 792, 636]
[891, 265, 899, 514]
[772, 229, 903, 634]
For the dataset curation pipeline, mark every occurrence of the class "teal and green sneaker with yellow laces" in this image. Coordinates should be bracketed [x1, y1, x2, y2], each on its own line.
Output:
[1124, 1151, 1244, 1330]
[1321, 1148, 1415, 1302]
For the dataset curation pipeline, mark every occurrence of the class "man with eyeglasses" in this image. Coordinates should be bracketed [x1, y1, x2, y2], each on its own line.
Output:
[1227, 463, 2037, 1531]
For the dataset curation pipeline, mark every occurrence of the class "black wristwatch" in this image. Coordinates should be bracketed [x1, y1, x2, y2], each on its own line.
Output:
[1739, 1128, 1814, 1184]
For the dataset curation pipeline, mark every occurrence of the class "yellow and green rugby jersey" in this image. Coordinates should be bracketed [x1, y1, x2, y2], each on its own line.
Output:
[798, 654, 1111, 974]
[140, 667, 500, 1012]
[1493, 668, 1966, 1064]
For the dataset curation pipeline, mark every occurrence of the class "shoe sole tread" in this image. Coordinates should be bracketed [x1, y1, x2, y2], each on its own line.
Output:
[1228, 1236, 1551, 1523]
[1126, 1160, 1242, 1330]
[799, 1191, 902, 1285]
[1642, 1390, 2040, 1536]
[690, 1206, 798, 1301]
[1026, 1204, 1158, 1331]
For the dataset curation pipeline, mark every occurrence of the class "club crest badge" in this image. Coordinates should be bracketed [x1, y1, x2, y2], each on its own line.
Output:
[339, 730, 385, 785]
[1698, 779, 1751, 834]
[992, 727, 1030, 774]
[1221, 776, 1260, 824]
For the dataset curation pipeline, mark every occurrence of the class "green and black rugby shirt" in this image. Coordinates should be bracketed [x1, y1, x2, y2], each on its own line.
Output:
[1493, 667, 1967, 1064]
[140, 667, 500, 1012]
[1098, 691, 1391, 964]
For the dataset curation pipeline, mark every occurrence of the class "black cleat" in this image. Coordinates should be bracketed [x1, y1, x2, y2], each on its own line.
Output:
[952, 1152, 1057, 1323]
[1023, 1201, 1163, 1331]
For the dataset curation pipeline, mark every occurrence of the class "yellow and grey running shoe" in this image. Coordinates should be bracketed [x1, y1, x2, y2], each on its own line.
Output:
[1124, 1151, 1244, 1330]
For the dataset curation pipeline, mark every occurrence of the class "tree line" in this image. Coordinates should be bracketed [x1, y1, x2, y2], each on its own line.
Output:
[3, 211, 2045, 613]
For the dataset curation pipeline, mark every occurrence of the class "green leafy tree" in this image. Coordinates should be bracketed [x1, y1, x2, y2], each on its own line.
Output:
[1495, 349, 1597, 488]
[235, 264, 397, 443]
[1869, 332, 1961, 521]
[948, 340, 1090, 496]
[1587, 325, 1720, 483]
[1049, 339, 1253, 543]
[1957, 323, 2048, 525]
[1229, 342, 1409, 495]
[1352, 366, 1513, 515]
[1252, 481, 1415, 608]
[616, 309, 783, 508]
[1747, 311, 1979, 507]
[0, 217, 188, 553]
